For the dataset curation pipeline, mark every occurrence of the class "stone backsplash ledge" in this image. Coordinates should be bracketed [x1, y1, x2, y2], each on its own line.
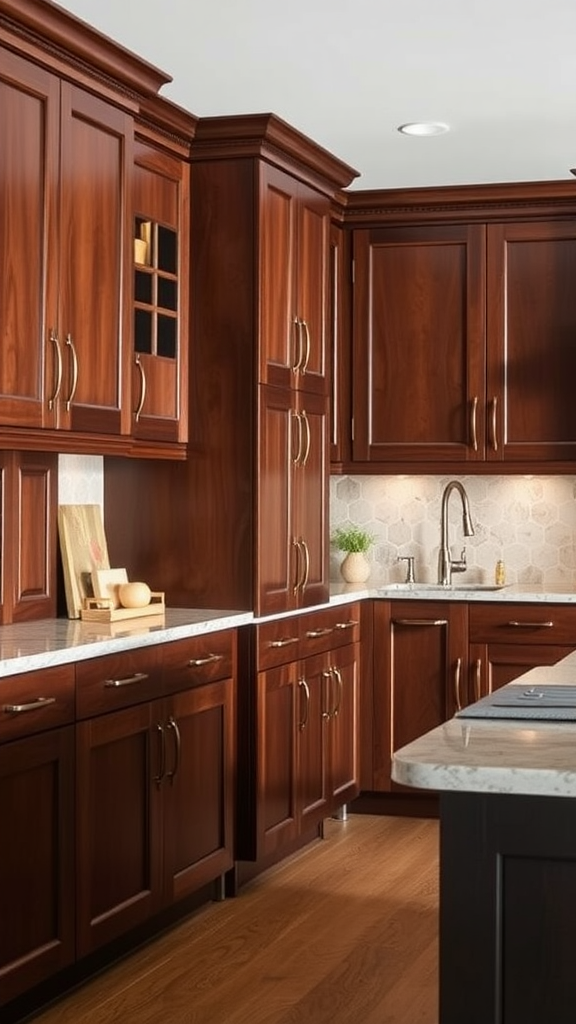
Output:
[330, 475, 576, 589]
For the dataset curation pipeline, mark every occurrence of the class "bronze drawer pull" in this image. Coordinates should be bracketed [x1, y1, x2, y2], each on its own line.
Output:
[104, 671, 148, 688]
[321, 670, 332, 719]
[187, 653, 223, 666]
[489, 396, 498, 451]
[134, 354, 147, 421]
[48, 330, 63, 410]
[300, 320, 311, 374]
[65, 332, 78, 411]
[298, 678, 310, 730]
[470, 396, 478, 451]
[166, 716, 181, 781]
[3, 696, 56, 714]
[454, 657, 463, 711]
[393, 618, 448, 627]
[305, 627, 334, 639]
[154, 723, 166, 785]
[507, 620, 554, 629]
[331, 667, 343, 718]
[334, 619, 359, 630]
[268, 637, 298, 648]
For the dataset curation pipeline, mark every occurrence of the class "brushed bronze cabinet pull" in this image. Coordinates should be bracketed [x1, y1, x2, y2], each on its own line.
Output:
[470, 395, 478, 451]
[188, 653, 223, 667]
[154, 723, 166, 785]
[3, 696, 56, 714]
[134, 354, 147, 421]
[298, 678, 310, 730]
[300, 409, 311, 466]
[104, 671, 148, 688]
[474, 658, 482, 702]
[393, 618, 448, 627]
[48, 330, 63, 410]
[300, 320, 311, 374]
[292, 410, 303, 465]
[166, 716, 181, 781]
[489, 396, 498, 451]
[321, 670, 332, 719]
[507, 620, 553, 629]
[454, 657, 463, 712]
[65, 333, 78, 411]
[292, 317, 304, 372]
[331, 666, 343, 718]
[293, 539, 303, 594]
[268, 637, 299, 649]
[305, 627, 334, 639]
[301, 540, 310, 590]
[334, 620, 359, 630]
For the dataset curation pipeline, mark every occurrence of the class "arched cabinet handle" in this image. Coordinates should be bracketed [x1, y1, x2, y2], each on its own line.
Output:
[48, 330, 63, 410]
[134, 354, 147, 421]
[65, 333, 78, 411]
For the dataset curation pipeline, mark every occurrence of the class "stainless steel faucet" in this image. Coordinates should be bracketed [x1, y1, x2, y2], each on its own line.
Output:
[438, 480, 475, 586]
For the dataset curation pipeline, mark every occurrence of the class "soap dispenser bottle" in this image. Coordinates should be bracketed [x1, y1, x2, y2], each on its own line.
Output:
[495, 559, 506, 586]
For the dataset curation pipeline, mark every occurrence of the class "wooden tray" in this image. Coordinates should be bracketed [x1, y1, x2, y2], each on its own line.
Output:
[80, 592, 165, 622]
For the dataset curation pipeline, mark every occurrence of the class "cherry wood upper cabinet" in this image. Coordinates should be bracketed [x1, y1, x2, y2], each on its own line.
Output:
[345, 184, 576, 472]
[486, 220, 576, 463]
[0, 49, 131, 440]
[0, 48, 59, 430]
[131, 136, 191, 446]
[351, 223, 487, 463]
[55, 84, 132, 437]
[259, 165, 330, 395]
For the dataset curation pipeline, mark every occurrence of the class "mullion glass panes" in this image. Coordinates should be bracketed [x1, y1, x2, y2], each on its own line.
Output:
[134, 218, 178, 360]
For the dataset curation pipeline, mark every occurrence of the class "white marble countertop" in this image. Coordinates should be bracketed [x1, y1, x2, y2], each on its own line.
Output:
[392, 653, 576, 798]
[0, 589, 366, 678]
[0, 608, 254, 679]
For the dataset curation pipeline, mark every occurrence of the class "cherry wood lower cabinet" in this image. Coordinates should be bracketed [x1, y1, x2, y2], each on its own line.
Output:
[469, 602, 576, 696]
[237, 604, 361, 863]
[0, 666, 75, 1006]
[75, 632, 235, 957]
[372, 600, 469, 792]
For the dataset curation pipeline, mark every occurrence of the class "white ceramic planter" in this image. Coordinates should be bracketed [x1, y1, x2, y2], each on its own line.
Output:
[340, 551, 371, 584]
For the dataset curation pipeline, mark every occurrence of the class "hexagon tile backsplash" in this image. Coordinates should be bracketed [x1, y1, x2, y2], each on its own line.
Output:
[330, 475, 576, 589]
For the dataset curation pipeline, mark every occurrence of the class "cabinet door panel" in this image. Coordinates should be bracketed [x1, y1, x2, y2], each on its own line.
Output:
[259, 165, 297, 388]
[487, 221, 576, 461]
[328, 641, 360, 807]
[352, 225, 486, 462]
[297, 652, 329, 830]
[294, 392, 329, 608]
[164, 679, 234, 901]
[0, 48, 59, 429]
[258, 664, 298, 856]
[76, 703, 162, 955]
[297, 184, 330, 393]
[0, 727, 75, 1004]
[58, 84, 132, 435]
[469, 642, 575, 699]
[257, 385, 295, 615]
[373, 600, 468, 791]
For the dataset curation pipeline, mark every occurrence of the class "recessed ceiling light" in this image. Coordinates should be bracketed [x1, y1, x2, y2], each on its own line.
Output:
[397, 122, 450, 137]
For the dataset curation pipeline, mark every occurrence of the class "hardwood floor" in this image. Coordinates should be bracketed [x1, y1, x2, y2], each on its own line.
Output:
[33, 815, 439, 1024]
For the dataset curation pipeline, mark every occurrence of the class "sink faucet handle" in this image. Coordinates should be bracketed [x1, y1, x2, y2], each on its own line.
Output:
[397, 555, 415, 584]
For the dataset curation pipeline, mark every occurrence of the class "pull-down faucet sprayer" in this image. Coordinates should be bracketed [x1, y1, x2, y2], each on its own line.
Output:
[438, 480, 475, 586]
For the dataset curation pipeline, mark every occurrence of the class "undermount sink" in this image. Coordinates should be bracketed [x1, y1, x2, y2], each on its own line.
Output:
[380, 583, 508, 593]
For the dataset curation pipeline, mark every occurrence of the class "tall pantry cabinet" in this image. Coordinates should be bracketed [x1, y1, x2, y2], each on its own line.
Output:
[104, 115, 358, 616]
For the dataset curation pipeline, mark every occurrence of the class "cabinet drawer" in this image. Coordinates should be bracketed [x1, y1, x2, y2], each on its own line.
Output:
[469, 603, 576, 645]
[76, 647, 163, 719]
[0, 665, 75, 744]
[299, 603, 361, 657]
[256, 618, 301, 671]
[163, 630, 235, 695]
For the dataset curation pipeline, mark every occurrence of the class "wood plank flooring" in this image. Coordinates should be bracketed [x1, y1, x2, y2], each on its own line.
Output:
[33, 815, 439, 1024]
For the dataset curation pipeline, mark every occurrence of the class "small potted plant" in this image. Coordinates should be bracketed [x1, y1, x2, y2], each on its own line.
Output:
[332, 525, 375, 583]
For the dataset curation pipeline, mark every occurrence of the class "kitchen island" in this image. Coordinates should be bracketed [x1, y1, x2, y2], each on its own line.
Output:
[392, 652, 576, 1024]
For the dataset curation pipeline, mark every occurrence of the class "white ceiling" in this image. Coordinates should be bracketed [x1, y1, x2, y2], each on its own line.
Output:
[56, 0, 576, 192]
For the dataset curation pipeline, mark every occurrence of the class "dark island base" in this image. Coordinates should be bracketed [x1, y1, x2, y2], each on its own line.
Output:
[440, 790, 576, 1024]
